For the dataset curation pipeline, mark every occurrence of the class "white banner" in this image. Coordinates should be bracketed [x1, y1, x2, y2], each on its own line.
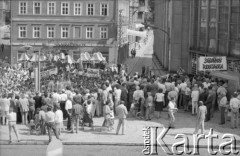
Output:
[41, 68, 58, 78]
[127, 29, 147, 38]
[86, 68, 99, 77]
[135, 24, 144, 29]
[198, 56, 227, 71]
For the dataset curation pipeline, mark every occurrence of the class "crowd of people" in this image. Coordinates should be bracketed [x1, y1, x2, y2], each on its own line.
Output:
[0, 63, 240, 143]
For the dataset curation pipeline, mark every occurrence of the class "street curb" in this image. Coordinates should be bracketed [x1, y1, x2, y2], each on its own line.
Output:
[1, 141, 240, 149]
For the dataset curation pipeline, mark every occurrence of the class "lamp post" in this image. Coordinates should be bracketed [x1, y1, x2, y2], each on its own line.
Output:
[141, 23, 171, 73]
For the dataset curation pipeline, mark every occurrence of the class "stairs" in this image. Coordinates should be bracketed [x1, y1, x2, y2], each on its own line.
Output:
[152, 54, 168, 76]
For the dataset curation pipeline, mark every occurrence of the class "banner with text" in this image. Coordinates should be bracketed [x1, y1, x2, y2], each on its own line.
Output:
[198, 56, 227, 71]
[41, 68, 58, 78]
[86, 68, 99, 77]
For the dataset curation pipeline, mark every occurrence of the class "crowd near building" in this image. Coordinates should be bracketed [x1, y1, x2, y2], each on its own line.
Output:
[0, 0, 240, 144]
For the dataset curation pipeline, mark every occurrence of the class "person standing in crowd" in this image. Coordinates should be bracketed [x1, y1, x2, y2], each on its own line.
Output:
[55, 105, 63, 135]
[33, 92, 42, 109]
[39, 106, 46, 135]
[178, 79, 187, 109]
[65, 96, 73, 131]
[168, 97, 177, 128]
[199, 88, 208, 104]
[184, 83, 191, 111]
[193, 101, 207, 134]
[203, 78, 211, 89]
[72, 99, 83, 133]
[7, 108, 20, 143]
[154, 88, 164, 119]
[219, 92, 227, 125]
[9, 94, 17, 114]
[102, 101, 112, 130]
[217, 81, 227, 104]
[97, 85, 103, 116]
[60, 89, 68, 119]
[205, 86, 214, 122]
[65, 86, 73, 101]
[90, 89, 99, 117]
[82, 99, 93, 130]
[45, 106, 60, 143]
[102, 85, 108, 106]
[230, 92, 240, 129]
[28, 94, 35, 121]
[41, 92, 51, 107]
[120, 83, 128, 108]
[52, 90, 61, 104]
[19, 94, 29, 125]
[211, 87, 217, 118]
[145, 92, 153, 120]
[191, 84, 200, 115]
[113, 85, 122, 113]
[1, 94, 10, 125]
[165, 79, 172, 108]
[133, 86, 144, 108]
[116, 101, 128, 135]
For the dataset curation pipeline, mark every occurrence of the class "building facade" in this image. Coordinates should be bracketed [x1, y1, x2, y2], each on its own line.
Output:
[0, 0, 10, 26]
[11, 0, 130, 65]
[189, 0, 240, 74]
[154, 0, 240, 74]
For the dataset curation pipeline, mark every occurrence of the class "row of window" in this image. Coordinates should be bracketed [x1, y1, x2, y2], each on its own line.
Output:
[18, 26, 108, 39]
[19, 1, 109, 16]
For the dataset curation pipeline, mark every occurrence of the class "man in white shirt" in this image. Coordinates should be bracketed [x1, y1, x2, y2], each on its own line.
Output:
[191, 84, 200, 115]
[1, 94, 10, 125]
[114, 85, 122, 111]
[133, 86, 144, 102]
[65, 97, 73, 131]
[52, 90, 61, 104]
[7, 108, 20, 143]
[168, 97, 177, 128]
[45, 106, 60, 143]
[157, 80, 166, 94]
[230, 92, 240, 129]
[106, 82, 112, 93]
[55, 105, 63, 135]
[203, 78, 211, 89]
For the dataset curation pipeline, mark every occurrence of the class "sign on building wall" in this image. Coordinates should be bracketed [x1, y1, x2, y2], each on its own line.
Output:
[198, 56, 227, 71]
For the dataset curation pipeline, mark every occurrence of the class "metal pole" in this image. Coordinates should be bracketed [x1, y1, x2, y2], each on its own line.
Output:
[38, 50, 40, 92]
[168, 36, 171, 73]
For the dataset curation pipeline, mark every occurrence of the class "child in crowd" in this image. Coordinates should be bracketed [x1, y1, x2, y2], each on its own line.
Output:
[194, 101, 207, 134]
[29, 119, 35, 135]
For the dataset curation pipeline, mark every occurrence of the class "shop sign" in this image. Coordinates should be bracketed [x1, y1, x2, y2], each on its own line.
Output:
[86, 68, 99, 77]
[198, 56, 227, 71]
[41, 68, 58, 78]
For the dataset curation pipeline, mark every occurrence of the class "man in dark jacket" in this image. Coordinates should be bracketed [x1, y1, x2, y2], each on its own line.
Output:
[120, 83, 128, 108]
[34, 92, 42, 109]
[205, 86, 214, 122]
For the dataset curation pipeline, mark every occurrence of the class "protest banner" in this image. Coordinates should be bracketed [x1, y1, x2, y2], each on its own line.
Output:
[86, 68, 99, 77]
[41, 68, 58, 78]
[198, 56, 227, 71]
